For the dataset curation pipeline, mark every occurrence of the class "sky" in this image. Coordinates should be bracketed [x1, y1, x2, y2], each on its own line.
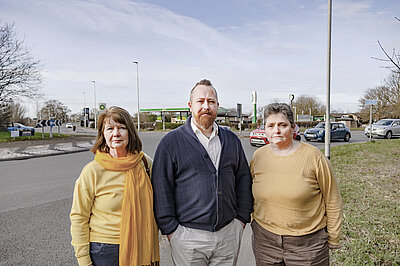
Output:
[1, 0, 399, 117]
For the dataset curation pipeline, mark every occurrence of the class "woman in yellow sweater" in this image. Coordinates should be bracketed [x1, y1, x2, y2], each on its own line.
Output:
[250, 103, 343, 265]
[70, 106, 159, 266]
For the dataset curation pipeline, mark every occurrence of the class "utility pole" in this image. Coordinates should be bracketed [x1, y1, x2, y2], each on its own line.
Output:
[325, 0, 332, 159]
[133, 61, 140, 131]
[91, 80, 97, 129]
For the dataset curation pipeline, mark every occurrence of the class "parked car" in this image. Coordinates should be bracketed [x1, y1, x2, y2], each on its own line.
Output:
[304, 122, 351, 142]
[66, 123, 73, 129]
[250, 124, 301, 146]
[364, 119, 400, 139]
[7, 122, 35, 136]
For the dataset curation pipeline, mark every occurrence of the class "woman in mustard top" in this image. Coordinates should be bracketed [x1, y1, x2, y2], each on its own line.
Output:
[70, 106, 159, 266]
[250, 103, 343, 265]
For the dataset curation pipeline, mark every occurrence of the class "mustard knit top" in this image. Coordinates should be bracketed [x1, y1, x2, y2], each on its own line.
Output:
[250, 142, 343, 245]
[70, 155, 152, 265]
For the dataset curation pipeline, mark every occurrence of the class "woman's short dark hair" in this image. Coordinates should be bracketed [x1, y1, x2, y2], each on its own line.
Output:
[264, 103, 295, 126]
[91, 106, 142, 154]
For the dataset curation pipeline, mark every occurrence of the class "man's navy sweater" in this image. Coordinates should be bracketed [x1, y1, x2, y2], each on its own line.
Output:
[151, 116, 253, 235]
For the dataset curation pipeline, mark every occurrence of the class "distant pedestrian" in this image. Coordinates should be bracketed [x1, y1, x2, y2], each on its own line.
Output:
[250, 102, 343, 265]
[70, 106, 159, 266]
[151, 79, 253, 266]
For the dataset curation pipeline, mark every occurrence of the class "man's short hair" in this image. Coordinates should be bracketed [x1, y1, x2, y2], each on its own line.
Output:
[264, 102, 295, 126]
[189, 79, 218, 102]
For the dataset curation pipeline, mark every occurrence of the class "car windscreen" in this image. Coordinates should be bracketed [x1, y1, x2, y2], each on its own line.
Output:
[375, 120, 392, 126]
[315, 123, 325, 128]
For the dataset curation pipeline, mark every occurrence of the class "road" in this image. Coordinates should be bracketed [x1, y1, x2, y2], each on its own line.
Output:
[0, 131, 367, 265]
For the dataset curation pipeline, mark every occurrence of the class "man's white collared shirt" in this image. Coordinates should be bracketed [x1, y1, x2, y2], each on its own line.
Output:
[191, 119, 221, 171]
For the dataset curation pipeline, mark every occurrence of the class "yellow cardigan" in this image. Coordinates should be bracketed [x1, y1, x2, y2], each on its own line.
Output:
[250, 142, 343, 246]
[70, 154, 152, 266]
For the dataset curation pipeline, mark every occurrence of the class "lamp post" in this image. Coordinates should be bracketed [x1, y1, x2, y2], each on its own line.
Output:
[83, 92, 86, 127]
[133, 61, 140, 131]
[325, 0, 332, 159]
[91, 80, 97, 129]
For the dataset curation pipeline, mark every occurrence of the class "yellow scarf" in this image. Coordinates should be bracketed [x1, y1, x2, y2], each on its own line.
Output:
[95, 151, 160, 266]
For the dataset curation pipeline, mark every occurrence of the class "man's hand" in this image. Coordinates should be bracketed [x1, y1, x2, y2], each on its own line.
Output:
[167, 232, 174, 241]
[237, 219, 245, 229]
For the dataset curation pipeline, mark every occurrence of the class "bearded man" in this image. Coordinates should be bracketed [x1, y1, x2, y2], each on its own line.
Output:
[152, 79, 253, 266]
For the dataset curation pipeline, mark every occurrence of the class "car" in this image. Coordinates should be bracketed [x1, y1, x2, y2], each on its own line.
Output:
[7, 122, 35, 136]
[249, 124, 301, 146]
[66, 123, 73, 129]
[364, 119, 400, 139]
[250, 125, 268, 146]
[304, 122, 351, 142]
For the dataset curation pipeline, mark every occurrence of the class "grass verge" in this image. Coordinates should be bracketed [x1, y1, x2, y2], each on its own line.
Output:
[330, 139, 400, 265]
[0, 131, 69, 143]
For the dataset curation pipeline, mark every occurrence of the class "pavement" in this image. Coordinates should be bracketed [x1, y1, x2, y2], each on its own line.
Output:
[0, 139, 95, 161]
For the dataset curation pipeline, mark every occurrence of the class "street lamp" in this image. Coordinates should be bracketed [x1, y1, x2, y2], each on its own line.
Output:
[91, 80, 97, 129]
[83, 92, 86, 127]
[325, 0, 332, 159]
[133, 61, 140, 131]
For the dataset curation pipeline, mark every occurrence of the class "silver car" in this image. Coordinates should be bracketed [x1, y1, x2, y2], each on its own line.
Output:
[364, 119, 400, 139]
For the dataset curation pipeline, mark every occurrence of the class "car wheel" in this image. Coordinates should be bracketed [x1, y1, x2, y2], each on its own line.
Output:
[385, 131, 393, 139]
[250, 143, 256, 146]
[344, 133, 350, 142]
[295, 135, 301, 141]
[305, 138, 310, 141]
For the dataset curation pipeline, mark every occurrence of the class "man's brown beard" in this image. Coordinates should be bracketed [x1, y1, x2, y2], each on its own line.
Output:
[195, 113, 216, 130]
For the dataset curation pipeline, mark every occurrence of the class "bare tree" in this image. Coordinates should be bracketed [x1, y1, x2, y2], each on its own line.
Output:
[39, 99, 71, 122]
[372, 17, 400, 74]
[9, 100, 27, 122]
[293, 95, 326, 116]
[359, 73, 400, 121]
[0, 21, 42, 104]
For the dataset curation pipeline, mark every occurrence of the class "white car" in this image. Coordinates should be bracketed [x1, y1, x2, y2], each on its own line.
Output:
[66, 123, 73, 129]
[365, 119, 400, 139]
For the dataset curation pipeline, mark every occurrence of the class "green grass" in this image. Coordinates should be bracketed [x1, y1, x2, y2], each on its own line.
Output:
[330, 139, 400, 265]
[0, 131, 69, 143]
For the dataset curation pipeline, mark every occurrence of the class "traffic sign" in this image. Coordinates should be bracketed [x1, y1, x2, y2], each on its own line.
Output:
[36, 120, 48, 127]
[99, 103, 106, 111]
[11, 131, 19, 138]
[365, 100, 377, 105]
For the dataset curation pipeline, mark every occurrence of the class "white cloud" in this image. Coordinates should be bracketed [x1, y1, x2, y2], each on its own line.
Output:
[1, 0, 398, 116]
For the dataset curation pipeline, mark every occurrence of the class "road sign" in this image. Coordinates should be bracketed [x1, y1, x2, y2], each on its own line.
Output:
[99, 103, 106, 111]
[365, 100, 377, 105]
[55, 120, 62, 126]
[11, 131, 19, 138]
[36, 120, 48, 127]
[237, 103, 242, 118]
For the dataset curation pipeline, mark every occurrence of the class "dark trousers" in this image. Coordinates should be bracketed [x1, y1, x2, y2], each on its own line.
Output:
[90, 242, 119, 266]
[251, 220, 329, 266]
